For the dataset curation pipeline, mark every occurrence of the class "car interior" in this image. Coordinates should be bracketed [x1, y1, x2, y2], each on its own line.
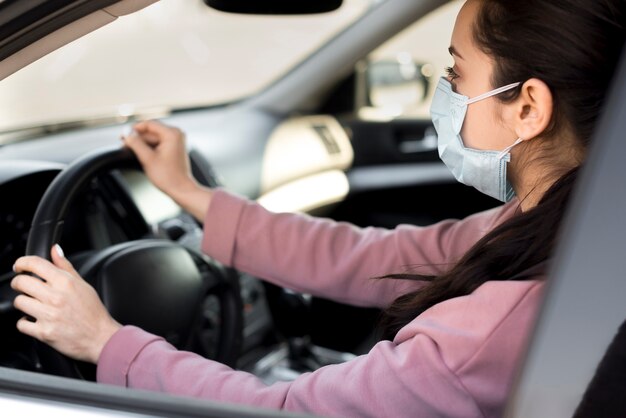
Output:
[0, 0, 624, 416]
[1, 0, 498, 384]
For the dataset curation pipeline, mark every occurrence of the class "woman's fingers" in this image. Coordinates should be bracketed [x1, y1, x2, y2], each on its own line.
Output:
[129, 122, 161, 145]
[122, 119, 195, 202]
[11, 274, 50, 302]
[131, 120, 185, 151]
[13, 245, 78, 286]
[13, 256, 63, 285]
[12, 248, 122, 363]
[16, 315, 60, 344]
[123, 132, 156, 166]
[50, 244, 79, 277]
[123, 120, 175, 151]
[13, 294, 46, 320]
[12, 245, 81, 316]
[16, 316, 39, 339]
[134, 120, 182, 140]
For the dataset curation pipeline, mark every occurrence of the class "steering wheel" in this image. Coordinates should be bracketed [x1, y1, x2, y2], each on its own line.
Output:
[23, 146, 243, 378]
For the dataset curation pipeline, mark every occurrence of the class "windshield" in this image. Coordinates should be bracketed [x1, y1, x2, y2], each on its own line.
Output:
[0, 0, 375, 140]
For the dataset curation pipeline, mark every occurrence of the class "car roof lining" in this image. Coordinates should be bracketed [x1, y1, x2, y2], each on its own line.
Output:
[0, 0, 157, 82]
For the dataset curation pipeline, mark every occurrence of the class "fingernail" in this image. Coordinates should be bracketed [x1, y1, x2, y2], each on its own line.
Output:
[54, 244, 65, 258]
[12, 263, 16, 273]
[124, 126, 136, 138]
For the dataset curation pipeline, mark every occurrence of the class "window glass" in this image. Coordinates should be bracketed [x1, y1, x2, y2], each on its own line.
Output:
[360, 0, 463, 120]
[0, 0, 374, 136]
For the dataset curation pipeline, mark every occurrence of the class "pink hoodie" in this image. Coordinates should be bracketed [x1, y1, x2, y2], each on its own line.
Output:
[97, 189, 543, 418]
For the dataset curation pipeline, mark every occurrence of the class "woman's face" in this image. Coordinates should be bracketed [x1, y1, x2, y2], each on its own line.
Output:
[449, 0, 518, 151]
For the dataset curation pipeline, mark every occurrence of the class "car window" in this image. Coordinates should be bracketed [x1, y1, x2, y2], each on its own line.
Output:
[359, 0, 462, 120]
[0, 0, 374, 138]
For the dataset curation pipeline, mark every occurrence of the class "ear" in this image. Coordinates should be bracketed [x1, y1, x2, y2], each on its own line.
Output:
[512, 78, 553, 141]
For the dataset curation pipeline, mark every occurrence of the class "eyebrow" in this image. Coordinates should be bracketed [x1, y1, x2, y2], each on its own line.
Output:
[448, 46, 464, 60]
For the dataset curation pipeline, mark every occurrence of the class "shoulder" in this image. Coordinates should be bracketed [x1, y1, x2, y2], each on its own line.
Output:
[393, 280, 543, 415]
[395, 199, 521, 263]
[454, 198, 521, 237]
[394, 280, 543, 370]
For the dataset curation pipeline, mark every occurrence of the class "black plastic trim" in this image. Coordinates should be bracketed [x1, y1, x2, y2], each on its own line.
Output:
[203, 0, 342, 15]
[0, 0, 120, 62]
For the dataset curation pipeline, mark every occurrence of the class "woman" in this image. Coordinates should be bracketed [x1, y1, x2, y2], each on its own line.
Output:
[10, 0, 625, 416]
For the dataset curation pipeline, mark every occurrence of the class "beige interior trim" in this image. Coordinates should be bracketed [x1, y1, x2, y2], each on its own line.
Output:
[258, 170, 350, 214]
[0, 0, 158, 82]
[260, 115, 354, 194]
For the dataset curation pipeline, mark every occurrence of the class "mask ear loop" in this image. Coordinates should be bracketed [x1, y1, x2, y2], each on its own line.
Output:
[497, 137, 524, 159]
[465, 82, 522, 105]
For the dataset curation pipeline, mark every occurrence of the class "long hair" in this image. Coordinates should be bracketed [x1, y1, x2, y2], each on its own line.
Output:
[380, 0, 626, 339]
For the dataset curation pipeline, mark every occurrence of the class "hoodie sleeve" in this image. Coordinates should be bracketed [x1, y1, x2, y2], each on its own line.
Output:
[201, 189, 517, 308]
[97, 281, 542, 418]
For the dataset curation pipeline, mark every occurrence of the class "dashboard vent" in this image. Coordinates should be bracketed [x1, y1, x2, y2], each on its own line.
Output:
[312, 124, 341, 155]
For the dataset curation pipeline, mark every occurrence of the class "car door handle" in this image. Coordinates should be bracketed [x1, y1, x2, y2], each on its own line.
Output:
[396, 126, 438, 154]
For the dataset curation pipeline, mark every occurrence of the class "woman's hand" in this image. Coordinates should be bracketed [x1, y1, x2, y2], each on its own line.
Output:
[123, 120, 213, 222]
[11, 245, 121, 364]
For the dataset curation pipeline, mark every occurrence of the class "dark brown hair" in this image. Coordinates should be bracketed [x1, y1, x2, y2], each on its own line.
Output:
[380, 0, 626, 339]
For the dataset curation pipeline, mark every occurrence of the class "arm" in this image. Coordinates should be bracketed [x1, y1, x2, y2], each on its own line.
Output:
[201, 188, 517, 308]
[122, 120, 517, 308]
[121, 120, 213, 223]
[11, 249, 540, 417]
[97, 281, 542, 417]
[97, 326, 482, 418]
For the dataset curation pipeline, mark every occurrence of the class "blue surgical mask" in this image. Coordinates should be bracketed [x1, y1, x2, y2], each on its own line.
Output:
[430, 77, 522, 202]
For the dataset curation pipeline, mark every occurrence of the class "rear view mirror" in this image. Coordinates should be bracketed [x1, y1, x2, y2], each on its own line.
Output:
[366, 58, 434, 109]
[203, 0, 343, 14]
[355, 55, 435, 118]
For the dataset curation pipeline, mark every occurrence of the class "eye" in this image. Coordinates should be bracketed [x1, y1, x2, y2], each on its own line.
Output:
[445, 66, 459, 81]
